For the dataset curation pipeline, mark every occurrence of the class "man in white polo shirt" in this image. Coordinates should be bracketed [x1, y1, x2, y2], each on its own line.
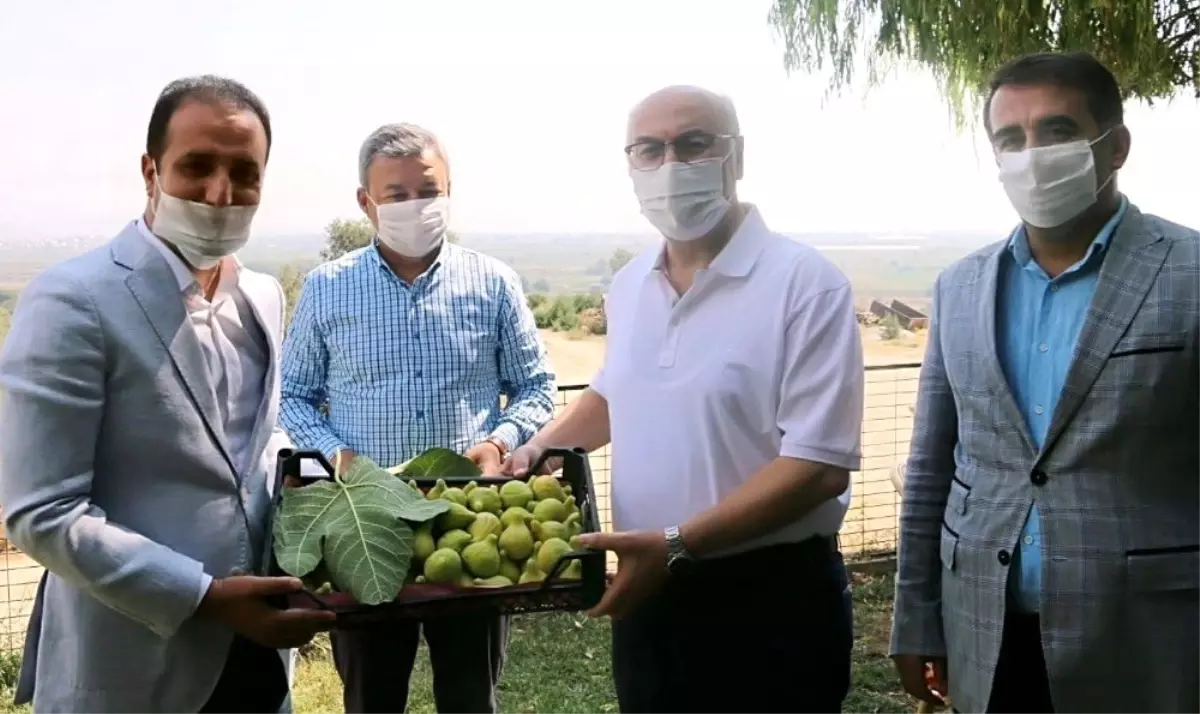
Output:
[505, 85, 865, 713]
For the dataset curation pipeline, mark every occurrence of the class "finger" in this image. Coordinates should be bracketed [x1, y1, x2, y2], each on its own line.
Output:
[895, 661, 934, 703]
[276, 607, 339, 627]
[588, 568, 628, 618]
[576, 531, 625, 551]
[240, 576, 305, 597]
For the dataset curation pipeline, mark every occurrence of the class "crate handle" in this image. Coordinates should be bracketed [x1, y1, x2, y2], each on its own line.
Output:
[529, 446, 585, 476]
[538, 550, 593, 590]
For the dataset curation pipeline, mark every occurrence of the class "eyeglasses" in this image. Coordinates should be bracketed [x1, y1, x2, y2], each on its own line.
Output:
[624, 130, 737, 171]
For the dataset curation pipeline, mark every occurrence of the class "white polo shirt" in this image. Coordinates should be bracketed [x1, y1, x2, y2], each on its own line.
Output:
[592, 205, 864, 557]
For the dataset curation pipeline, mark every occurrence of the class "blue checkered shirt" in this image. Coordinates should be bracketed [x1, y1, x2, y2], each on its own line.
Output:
[279, 240, 556, 468]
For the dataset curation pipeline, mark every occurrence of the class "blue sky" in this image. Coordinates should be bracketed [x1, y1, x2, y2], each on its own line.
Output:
[2, 0, 1197, 239]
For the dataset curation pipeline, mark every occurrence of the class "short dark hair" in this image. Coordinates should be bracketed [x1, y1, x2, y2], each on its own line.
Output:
[983, 51, 1124, 134]
[145, 75, 272, 162]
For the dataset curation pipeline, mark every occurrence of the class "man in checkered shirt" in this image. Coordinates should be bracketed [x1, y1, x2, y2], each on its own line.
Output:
[279, 122, 556, 714]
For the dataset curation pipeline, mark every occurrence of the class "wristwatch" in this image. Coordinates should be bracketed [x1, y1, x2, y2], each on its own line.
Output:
[485, 436, 510, 459]
[664, 525, 695, 575]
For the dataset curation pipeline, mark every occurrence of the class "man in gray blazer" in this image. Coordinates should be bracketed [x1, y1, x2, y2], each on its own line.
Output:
[891, 51, 1198, 713]
[0, 75, 335, 713]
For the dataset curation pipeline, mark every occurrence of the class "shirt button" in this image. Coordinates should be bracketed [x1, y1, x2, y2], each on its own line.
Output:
[413, 332, 420, 340]
[414, 370, 423, 378]
[416, 410, 424, 419]
[1038, 343, 1048, 353]
[1049, 284, 1059, 292]
[1034, 405, 1045, 415]
[1030, 469, 1048, 486]
[1023, 535, 1035, 546]
[998, 549, 1012, 566]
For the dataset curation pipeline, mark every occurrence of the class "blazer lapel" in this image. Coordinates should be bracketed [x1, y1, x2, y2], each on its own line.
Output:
[978, 243, 1038, 456]
[1039, 206, 1168, 458]
[115, 227, 238, 476]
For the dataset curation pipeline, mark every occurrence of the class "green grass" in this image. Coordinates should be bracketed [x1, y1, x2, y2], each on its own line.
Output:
[0, 573, 913, 713]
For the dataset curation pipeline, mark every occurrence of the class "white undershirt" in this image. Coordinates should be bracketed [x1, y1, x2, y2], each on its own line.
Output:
[593, 205, 866, 557]
[137, 219, 267, 476]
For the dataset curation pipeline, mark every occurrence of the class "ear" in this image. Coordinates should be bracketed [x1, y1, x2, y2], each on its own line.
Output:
[357, 187, 371, 217]
[140, 154, 155, 199]
[1109, 124, 1131, 172]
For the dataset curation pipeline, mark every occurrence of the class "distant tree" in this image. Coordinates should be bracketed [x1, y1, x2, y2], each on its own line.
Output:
[532, 278, 551, 293]
[768, 0, 1200, 126]
[320, 216, 460, 262]
[878, 313, 903, 341]
[279, 263, 307, 330]
[0, 305, 12, 349]
[609, 248, 636, 276]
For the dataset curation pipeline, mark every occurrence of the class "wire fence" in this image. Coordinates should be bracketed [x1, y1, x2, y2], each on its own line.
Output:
[0, 362, 921, 653]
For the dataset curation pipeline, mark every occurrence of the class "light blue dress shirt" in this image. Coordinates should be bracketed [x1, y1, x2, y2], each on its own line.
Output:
[996, 197, 1128, 613]
[280, 240, 556, 468]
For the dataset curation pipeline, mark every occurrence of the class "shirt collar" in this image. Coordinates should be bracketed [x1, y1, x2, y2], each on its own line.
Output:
[650, 203, 768, 278]
[369, 236, 453, 281]
[135, 216, 242, 295]
[1007, 194, 1129, 268]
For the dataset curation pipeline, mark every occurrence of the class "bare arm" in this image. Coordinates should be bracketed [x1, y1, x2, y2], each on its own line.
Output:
[529, 386, 611, 454]
[889, 274, 957, 658]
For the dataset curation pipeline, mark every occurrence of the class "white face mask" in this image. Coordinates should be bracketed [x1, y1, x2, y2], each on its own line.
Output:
[630, 157, 732, 242]
[150, 178, 257, 269]
[997, 129, 1115, 230]
[373, 196, 450, 258]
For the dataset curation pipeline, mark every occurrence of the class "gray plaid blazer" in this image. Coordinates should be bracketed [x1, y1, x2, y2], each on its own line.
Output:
[891, 202, 1199, 713]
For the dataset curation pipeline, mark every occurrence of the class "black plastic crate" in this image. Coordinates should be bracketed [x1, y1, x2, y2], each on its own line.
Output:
[260, 447, 607, 627]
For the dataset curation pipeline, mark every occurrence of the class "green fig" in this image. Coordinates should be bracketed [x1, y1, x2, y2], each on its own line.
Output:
[532, 498, 568, 523]
[501, 506, 533, 527]
[457, 572, 476, 588]
[437, 502, 477, 532]
[423, 548, 463, 585]
[535, 537, 573, 575]
[569, 534, 583, 550]
[437, 529, 473, 553]
[473, 575, 515, 588]
[498, 521, 535, 561]
[467, 486, 503, 515]
[499, 479, 535, 509]
[462, 534, 502, 578]
[464, 480, 478, 494]
[413, 521, 436, 561]
[415, 575, 427, 584]
[564, 512, 582, 537]
[426, 478, 448, 500]
[532, 519, 569, 542]
[564, 495, 579, 517]
[407, 479, 422, 494]
[442, 487, 468, 506]
[561, 560, 583, 580]
[499, 558, 522, 583]
[531, 474, 565, 502]
[563, 483, 573, 496]
[469, 512, 504, 541]
[518, 558, 546, 584]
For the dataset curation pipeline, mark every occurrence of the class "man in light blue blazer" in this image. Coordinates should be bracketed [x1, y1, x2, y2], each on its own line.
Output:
[0, 75, 335, 712]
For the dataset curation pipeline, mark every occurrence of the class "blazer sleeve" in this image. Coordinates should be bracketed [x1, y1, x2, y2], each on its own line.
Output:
[890, 272, 957, 658]
[0, 270, 210, 639]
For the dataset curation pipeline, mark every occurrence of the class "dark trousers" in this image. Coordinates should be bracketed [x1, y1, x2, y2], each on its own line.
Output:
[611, 536, 853, 713]
[986, 611, 1054, 713]
[331, 613, 509, 713]
[200, 635, 289, 713]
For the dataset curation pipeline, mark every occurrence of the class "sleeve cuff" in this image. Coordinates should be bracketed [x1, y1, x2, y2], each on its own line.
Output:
[489, 423, 522, 452]
[780, 442, 862, 471]
[193, 571, 214, 615]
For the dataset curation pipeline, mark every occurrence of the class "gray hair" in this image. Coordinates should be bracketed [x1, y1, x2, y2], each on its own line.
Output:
[358, 122, 448, 187]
